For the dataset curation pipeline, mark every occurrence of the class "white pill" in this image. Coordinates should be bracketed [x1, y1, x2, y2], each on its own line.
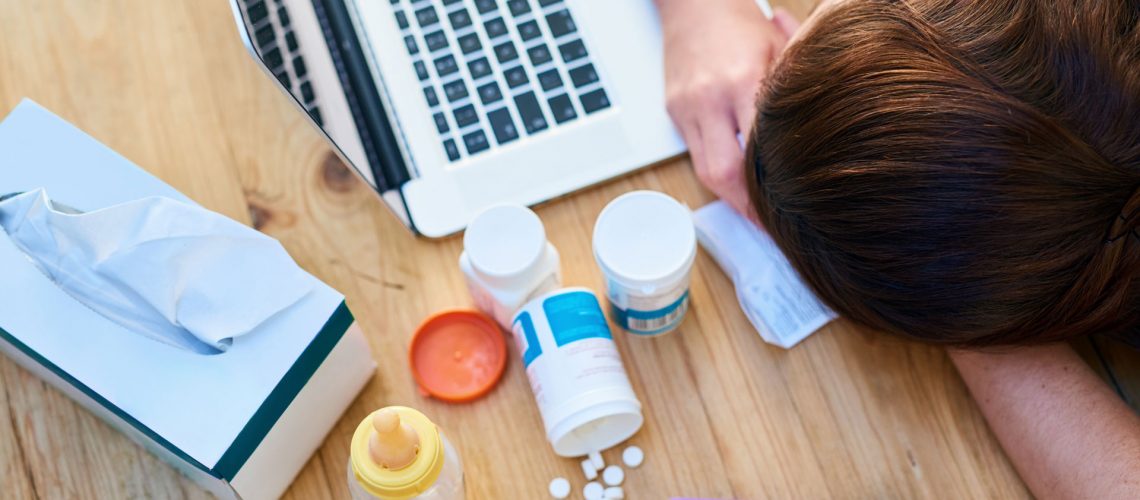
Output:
[589, 450, 605, 470]
[582, 458, 599, 480]
[548, 477, 571, 499]
[603, 465, 624, 486]
[604, 486, 625, 499]
[584, 481, 605, 500]
[622, 445, 644, 468]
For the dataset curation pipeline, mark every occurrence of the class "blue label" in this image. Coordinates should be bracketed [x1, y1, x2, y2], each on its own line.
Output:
[543, 291, 612, 347]
[512, 311, 543, 368]
[612, 290, 690, 335]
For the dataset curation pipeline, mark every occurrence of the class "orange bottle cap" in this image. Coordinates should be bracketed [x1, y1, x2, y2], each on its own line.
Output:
[409, 310, 506, 403]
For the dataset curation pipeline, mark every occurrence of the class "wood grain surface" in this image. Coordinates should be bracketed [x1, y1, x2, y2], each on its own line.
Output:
[5, 0, 1115, 498]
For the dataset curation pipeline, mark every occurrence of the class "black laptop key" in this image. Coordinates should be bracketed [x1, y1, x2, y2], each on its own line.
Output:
[300, 81, 315, 104]
[546, 10, 576, 37]
[389, 0, 399, 3]
[487, 108, 520, 144]
[558, 39, 587, 62]
[514, 91, 548, 134]
[292, 56, 307, 78]
[395, 10, 409, 29]
[477, 81, 503, 105]
[463, 130, 490, 154]
[404, 35, 419, 55]
[568, 64, 598, 87]
[537, 68, 563, 91]
[277, 7, 290, 27]
[484, 17, 508, 39]
[504, 66, 528, 88]
[527, 44, 552, 66]
[458, 33, 482, 54]
[285, 31, 298, 51]
[414, 60, 429, 80]
[548, 94, 576, 123]
[468, 57, 492, 79]
[448, 8, 472, 30]
[411, 0, 430, 4]
[275, 70, 290, 89]
[443, 80, 469, 102]
[415, 5, 439, 27]
[579, 88, 610, 113]
[309, 107, 323, 126]
[424, 30, 448, 52]
[507, 0, 531, 16]
[423, 86, 439, 106]
[443, 139, 460, 161]
[538, 0, 561, 6]
[494, 41, 519, 63]
[247, 1, 268, 24]
[517, 20, 541, 41]
[454, 104, 479, 128]
[434, 54, 458, 76]
[433, 112, 450, 134]
[474, 0, 497, 14]
[264, 46, 283, 70]
[255, 24, 275, 49]
[442, 0, 463, 4]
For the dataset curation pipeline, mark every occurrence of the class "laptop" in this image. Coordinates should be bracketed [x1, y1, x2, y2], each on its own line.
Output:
[230, 0, 684, 237]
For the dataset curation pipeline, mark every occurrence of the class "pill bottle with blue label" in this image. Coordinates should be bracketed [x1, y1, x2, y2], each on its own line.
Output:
[593, 191, 697, 336]
[510, 288, 644, 457]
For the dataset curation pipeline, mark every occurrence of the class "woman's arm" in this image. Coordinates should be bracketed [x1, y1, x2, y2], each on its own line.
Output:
[653, 0, 798, 218]
[950, 344, 1140, 499]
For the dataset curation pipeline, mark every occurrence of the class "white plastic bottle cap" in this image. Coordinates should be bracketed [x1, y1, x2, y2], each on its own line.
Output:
[622, 445, 644, 468]
[584, 481, 605, 500]
[589, 450, 605, 470]
[582, 458, 599, 480]
[604, 486, 625, 499]
[602, 465, 624, 486]
[465, 204, 547, 287]
[549, 477, 571, 499]
[593, 191, 696, 289]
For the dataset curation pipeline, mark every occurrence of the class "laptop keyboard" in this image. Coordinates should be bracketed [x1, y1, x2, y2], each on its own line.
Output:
[239, 0, 325, 126]
[390, 0, 612, 162]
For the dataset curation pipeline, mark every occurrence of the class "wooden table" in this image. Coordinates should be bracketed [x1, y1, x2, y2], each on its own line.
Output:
[2, 0, 1132, 498]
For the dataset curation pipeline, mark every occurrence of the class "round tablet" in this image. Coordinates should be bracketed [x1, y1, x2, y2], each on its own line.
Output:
[602, 465, 624, 486]
[548, 477, 571, 499]
[622, 446, 644, 468]
[584, 481, 605, 500]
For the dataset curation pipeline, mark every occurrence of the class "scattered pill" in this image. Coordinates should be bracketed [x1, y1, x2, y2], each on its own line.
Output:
[582, 458, 599, 480]
[548, 477, 571, 499]
[584, 481, 605, 500]
[589, 450, 605, 470]
[604, 486, 625, 499]
[622, 445, 644, 468]
[603, 465, 625, 486]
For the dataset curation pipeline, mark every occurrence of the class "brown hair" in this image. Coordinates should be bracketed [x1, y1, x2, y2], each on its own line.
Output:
[746, 0, 1140, 347]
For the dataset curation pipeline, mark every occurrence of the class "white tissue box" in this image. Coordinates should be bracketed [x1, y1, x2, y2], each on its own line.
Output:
[0, 100, 377, 499]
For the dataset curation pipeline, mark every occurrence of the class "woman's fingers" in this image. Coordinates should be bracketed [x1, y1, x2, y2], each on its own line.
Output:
[772, 8, 802, 39]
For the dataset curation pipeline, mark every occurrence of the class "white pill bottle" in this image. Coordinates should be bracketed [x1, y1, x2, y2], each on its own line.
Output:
[511, 287, 644, 457]
[460, 204, 561, 329]
[593, 191, 697, 336]
[347, 407, 465, 500]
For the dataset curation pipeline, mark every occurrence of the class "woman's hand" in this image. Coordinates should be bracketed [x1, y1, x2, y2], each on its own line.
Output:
[656, 0, 799, 219]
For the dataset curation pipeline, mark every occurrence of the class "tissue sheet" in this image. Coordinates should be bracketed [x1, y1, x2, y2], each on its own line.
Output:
[693, 201, 836, 348]
[0, 189, 313, 354]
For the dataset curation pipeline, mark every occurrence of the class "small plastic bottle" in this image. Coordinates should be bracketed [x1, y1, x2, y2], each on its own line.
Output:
[347, 407, 464, 500]
[460, 204, 561, 329]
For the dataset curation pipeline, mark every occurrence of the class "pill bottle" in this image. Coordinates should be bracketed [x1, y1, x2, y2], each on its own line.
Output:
[510, 287, 644, 457]
[460, 204, 561, 330]
[347, 407, 465, 500]
[593, 191, 697, 336]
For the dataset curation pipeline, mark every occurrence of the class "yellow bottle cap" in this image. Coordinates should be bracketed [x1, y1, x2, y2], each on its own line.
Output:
[350, 407, 445, 499]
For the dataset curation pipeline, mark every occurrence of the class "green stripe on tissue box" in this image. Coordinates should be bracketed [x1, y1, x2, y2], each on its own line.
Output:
[0, 300, 355, 481]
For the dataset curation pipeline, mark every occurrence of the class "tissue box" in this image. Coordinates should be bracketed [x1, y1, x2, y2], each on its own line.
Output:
[0, 100, 377, 499]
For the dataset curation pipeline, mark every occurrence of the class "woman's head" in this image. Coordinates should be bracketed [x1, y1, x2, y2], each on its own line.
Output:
[747, 0, 1140, 347]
